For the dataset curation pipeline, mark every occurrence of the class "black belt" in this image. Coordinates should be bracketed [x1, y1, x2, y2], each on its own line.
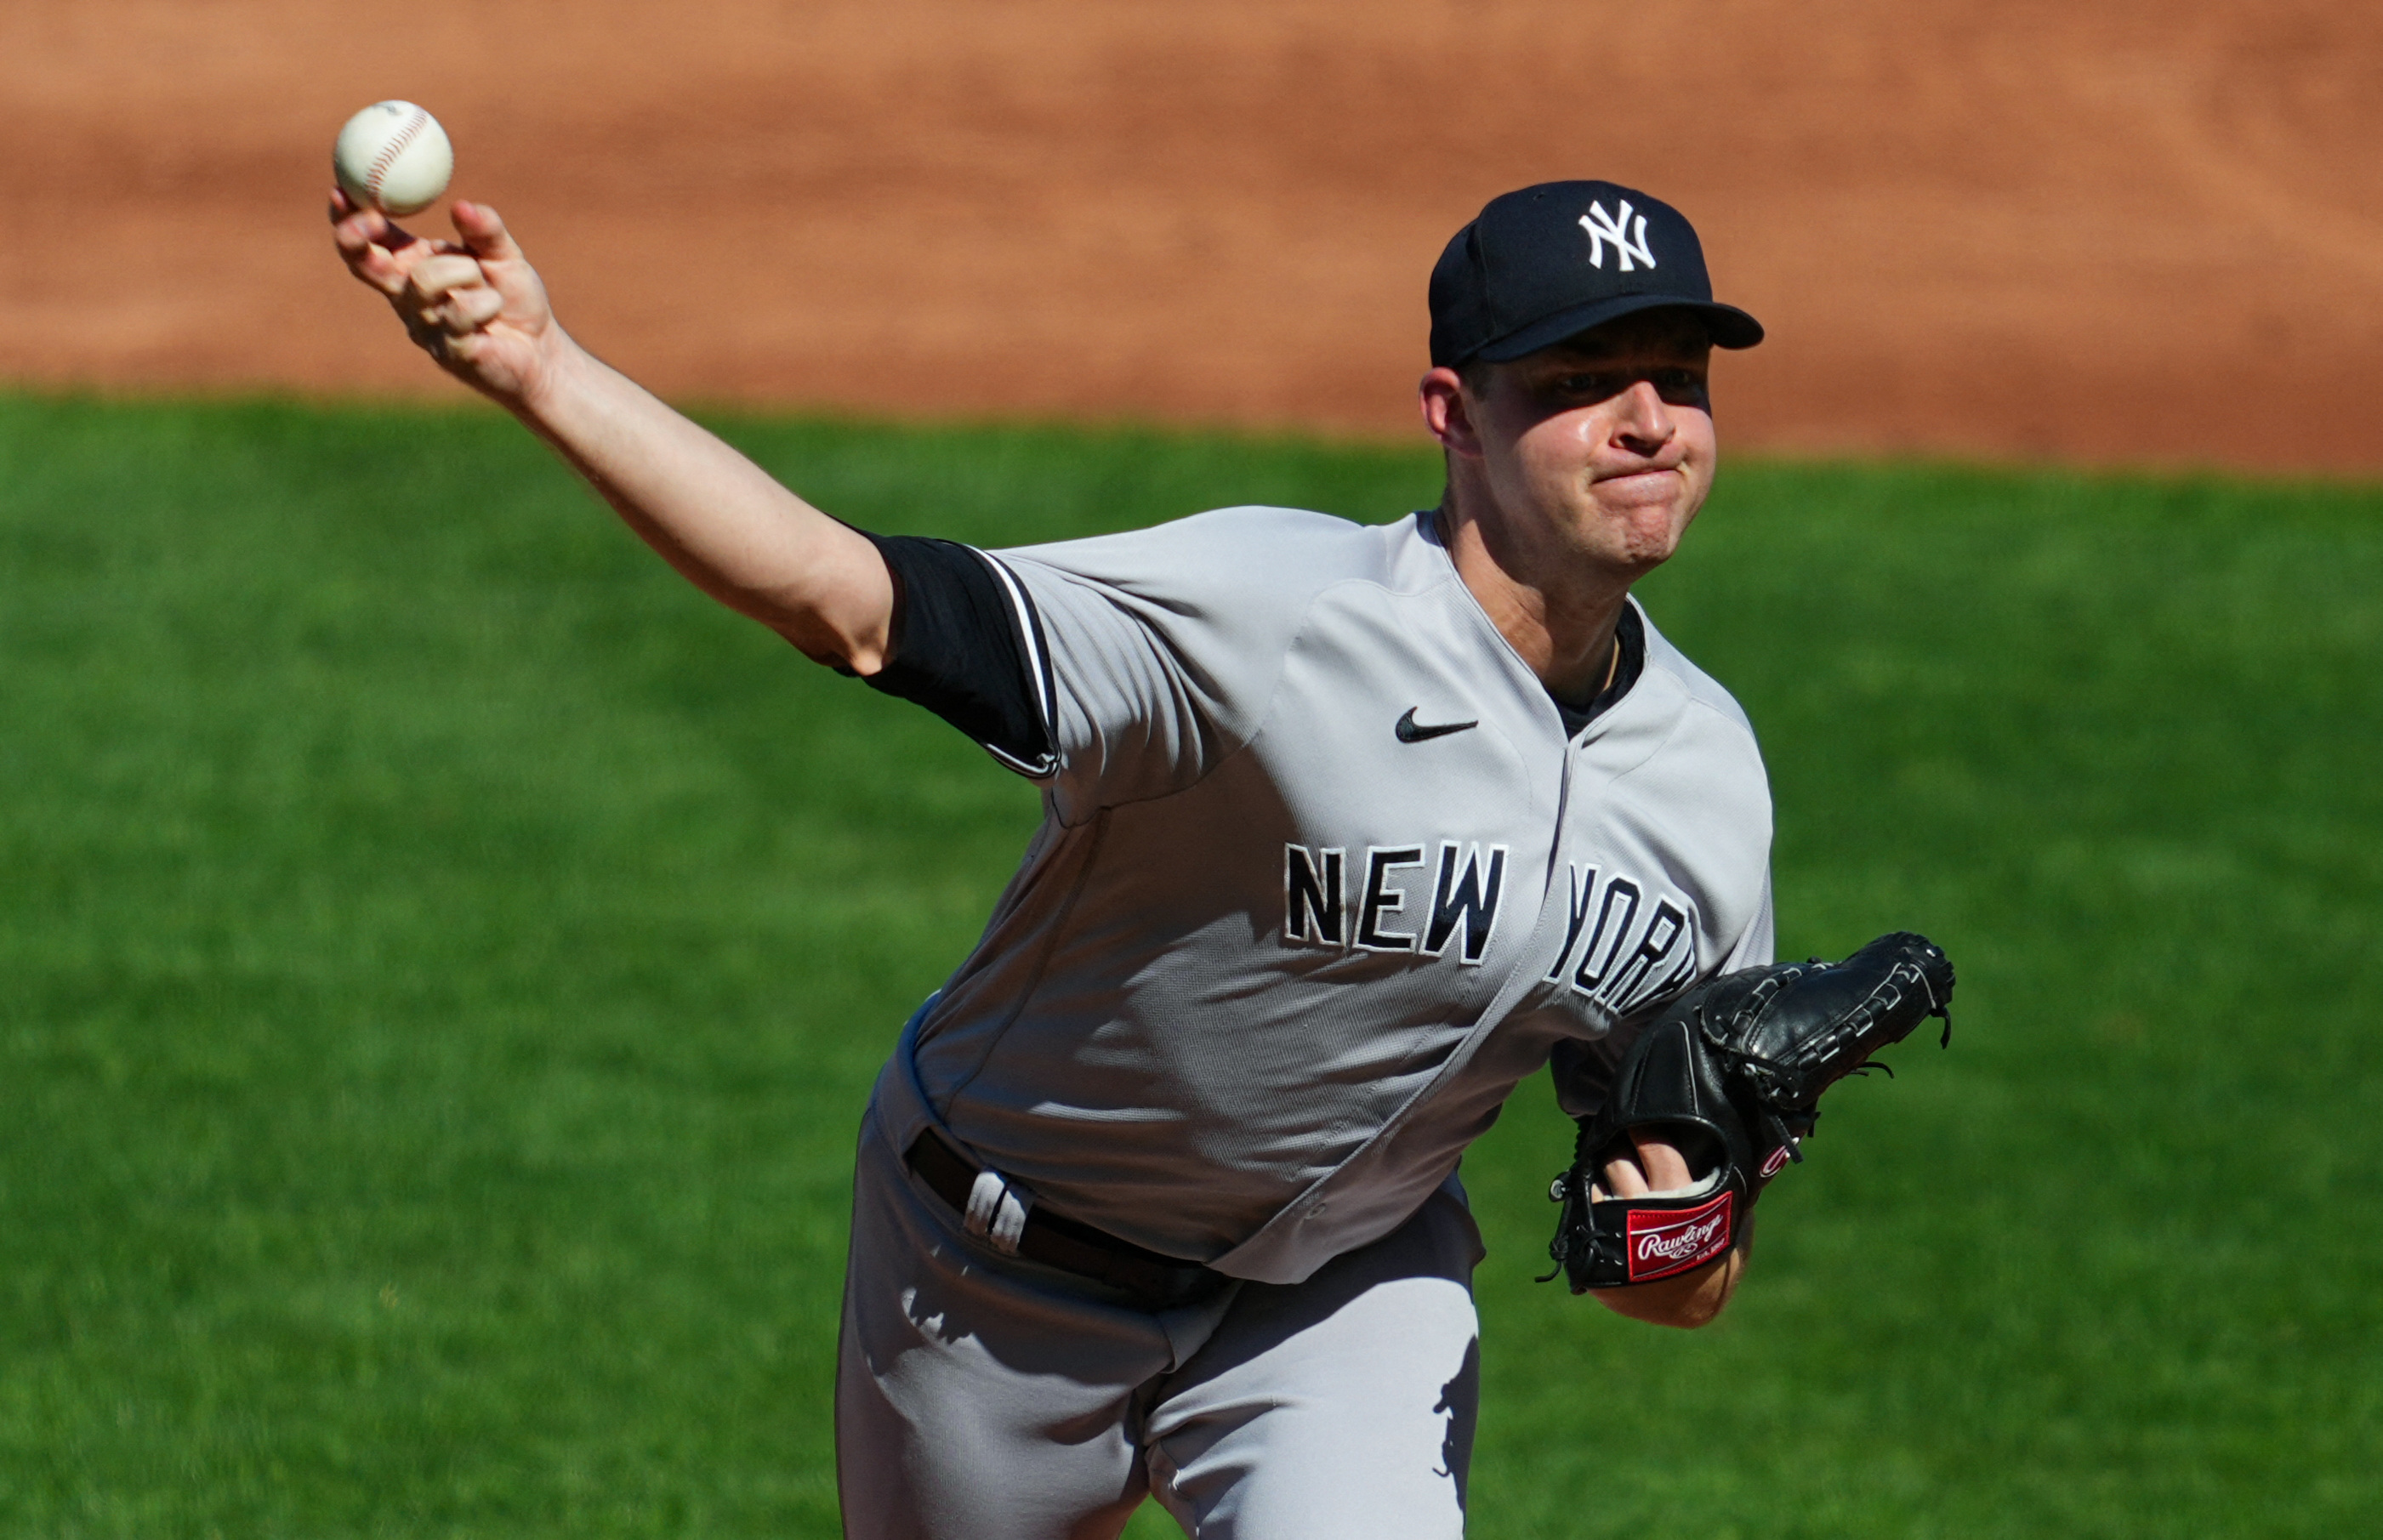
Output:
[903, 1130, 1226, 1311]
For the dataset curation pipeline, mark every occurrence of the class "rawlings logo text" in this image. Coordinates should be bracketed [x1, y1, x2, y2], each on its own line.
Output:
[1624, 1191, 1734, 1281]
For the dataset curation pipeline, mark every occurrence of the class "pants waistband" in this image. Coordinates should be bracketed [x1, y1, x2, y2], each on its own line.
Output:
[902, 1128, 1226, 1311]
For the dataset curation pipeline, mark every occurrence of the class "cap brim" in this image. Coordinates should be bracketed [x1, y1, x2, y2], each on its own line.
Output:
[1471, 294, 1764, 362]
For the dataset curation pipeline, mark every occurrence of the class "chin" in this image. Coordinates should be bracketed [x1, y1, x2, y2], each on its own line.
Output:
[1596, 507, 1691, 569]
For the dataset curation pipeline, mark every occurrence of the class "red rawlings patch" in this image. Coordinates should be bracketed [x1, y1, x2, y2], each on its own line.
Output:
[1624, 1191, 1736, 1282]
[1759, 1145, 1793, 1179]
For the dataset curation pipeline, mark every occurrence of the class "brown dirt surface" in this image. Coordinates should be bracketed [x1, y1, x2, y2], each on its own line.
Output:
[7, 1, 2380, 470]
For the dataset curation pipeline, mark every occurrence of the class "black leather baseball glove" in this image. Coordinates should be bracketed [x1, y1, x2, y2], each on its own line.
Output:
[1544, 931, 1955, 1293]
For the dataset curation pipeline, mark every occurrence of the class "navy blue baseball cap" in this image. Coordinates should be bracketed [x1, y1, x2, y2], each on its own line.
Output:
[1429, 181, 1764, 367]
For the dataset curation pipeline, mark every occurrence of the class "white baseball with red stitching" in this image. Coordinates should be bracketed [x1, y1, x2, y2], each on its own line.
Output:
[333, 101, 453, 218]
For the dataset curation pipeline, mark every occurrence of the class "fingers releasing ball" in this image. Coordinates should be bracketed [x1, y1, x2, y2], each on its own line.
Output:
[333, 102, 453, 218]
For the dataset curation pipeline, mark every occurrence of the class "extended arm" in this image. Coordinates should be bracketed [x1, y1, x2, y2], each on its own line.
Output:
[329, 195, 891, 670]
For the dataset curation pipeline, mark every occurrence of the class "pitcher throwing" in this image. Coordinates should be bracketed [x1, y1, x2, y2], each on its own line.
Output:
[333, 173, 1951, 1538]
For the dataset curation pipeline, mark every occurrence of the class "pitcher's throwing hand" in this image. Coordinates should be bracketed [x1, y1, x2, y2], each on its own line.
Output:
[330, 192, 559, 404]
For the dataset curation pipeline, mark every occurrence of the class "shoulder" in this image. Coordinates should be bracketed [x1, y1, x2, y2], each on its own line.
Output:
[981, 509, 1446, 796]
[1617, 602, 1775, 958]
[1632, 599, 1761, 747]
[1612, 600, 1772, 835]
[995, 506, 1431, 608]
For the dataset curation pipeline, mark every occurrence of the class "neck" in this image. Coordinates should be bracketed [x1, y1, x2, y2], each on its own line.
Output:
[1434, 494, 1633, 705]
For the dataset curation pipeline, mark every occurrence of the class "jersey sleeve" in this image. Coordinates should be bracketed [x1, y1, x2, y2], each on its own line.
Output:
[1718, 871, 1775, 971]
[858, 534, 1057, 778]
[995, 507, 1377, 824]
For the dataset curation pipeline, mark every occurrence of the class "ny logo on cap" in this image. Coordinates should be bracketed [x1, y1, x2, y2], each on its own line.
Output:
[1579, 200, 1657, 272]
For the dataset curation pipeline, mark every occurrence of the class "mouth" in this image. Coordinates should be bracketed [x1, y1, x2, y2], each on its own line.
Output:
[1594, 466, 1683, 504]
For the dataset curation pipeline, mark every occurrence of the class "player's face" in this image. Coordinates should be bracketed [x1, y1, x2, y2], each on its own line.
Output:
[1452, 312, 1717, 579]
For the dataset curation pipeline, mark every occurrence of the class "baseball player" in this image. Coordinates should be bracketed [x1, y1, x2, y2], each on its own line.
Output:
[332, 179, 1775, 1537]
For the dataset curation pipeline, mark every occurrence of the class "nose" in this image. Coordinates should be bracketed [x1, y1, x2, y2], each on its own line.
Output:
[1612, 379, 1675, 454]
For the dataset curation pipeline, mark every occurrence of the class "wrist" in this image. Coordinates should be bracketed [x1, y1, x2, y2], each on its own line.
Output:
[510, 326, 586, 426]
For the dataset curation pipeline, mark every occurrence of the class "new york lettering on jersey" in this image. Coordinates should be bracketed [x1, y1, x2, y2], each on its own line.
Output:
[1282, 842, 1698, 1022]
[1282, 841, 1508, 963]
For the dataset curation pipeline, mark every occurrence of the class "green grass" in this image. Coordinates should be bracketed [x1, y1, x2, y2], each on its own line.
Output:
[1, 393, 2376, 1537]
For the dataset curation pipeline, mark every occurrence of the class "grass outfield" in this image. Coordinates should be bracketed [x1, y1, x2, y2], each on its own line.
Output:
[3, 393, 2378, 1537]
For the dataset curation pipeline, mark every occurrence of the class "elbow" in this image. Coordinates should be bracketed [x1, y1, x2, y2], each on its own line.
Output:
[766, 611, 888, 676]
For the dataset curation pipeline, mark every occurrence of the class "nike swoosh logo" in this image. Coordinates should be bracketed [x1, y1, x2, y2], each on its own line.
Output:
[1395, 707, 1479, 743]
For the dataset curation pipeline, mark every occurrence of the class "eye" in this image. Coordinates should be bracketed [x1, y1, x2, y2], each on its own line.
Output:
[1651, 369, 1709, 406]
[1551, 372, 1629, 401]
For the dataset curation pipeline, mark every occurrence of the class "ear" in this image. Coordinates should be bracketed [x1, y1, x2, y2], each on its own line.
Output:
[1419, 367, 1484, 459]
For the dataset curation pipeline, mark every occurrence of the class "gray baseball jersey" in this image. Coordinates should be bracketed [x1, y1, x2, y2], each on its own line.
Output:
[872, 503, 1773, 1286]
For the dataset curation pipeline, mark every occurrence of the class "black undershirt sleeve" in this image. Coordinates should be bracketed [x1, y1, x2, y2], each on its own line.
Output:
[853, 533, 1056, 776]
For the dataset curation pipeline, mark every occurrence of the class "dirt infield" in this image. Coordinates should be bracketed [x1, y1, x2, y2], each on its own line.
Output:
[6, 1, 2380, 469]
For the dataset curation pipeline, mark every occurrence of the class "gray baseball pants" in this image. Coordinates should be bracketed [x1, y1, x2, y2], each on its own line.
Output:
[836, 1113, 1484, 1539]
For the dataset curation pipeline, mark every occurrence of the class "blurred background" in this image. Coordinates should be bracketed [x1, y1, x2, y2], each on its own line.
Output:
[5, 0, 2380, 467]
[3, 4, 2379, 1537]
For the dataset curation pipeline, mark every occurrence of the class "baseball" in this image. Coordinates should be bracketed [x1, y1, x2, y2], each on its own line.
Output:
[333, 101, 453, 218]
